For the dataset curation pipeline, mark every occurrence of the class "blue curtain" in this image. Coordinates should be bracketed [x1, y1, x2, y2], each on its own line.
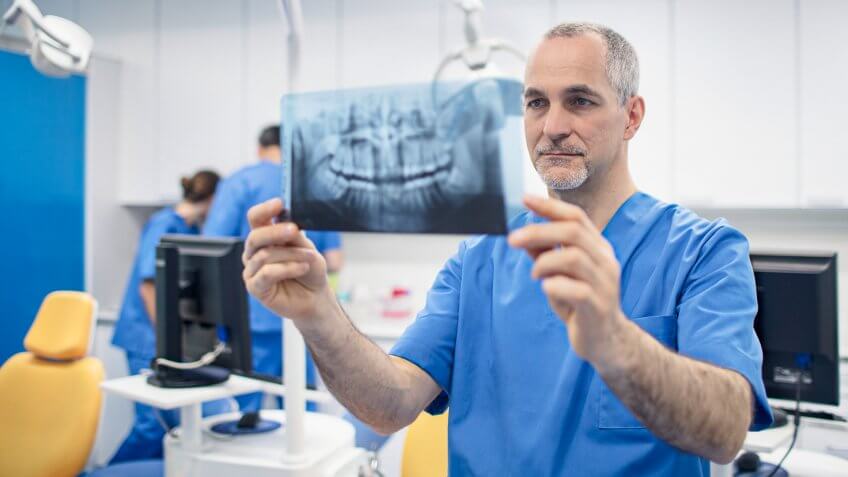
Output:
[0, 49, 86, 363]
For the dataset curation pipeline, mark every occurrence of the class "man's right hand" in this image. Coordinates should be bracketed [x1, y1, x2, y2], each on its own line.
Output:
[242, 198, 332, 321]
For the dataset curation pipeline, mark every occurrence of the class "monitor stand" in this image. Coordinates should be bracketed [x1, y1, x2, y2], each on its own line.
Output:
[770, 406, 789, 428]
[210, 411, 282, 435]
[147, 365, 231, 388]
[734, 450, 789, 477]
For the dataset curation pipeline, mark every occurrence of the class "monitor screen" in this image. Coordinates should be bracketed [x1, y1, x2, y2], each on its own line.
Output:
[155, 235, 252, 378]
[751, 252, 839, 405]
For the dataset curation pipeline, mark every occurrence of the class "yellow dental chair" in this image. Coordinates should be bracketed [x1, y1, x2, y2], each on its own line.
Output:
[0, 291, 104, 477]
[401, 411, 449, 477]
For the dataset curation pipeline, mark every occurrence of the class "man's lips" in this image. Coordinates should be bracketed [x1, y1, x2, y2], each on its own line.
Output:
[539, 153, 584, 158]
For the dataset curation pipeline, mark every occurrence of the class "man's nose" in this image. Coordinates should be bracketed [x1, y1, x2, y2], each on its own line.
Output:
[542, 104, 574, 142]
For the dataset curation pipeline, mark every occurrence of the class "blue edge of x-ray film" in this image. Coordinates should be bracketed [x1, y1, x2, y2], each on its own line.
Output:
[280, 78, 526, 234]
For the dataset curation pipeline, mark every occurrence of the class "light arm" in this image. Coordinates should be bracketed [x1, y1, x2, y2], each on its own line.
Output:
[139, 280, 157, 326]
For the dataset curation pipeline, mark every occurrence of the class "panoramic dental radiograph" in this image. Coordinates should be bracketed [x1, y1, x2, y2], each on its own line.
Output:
[282, 77, 524, 234]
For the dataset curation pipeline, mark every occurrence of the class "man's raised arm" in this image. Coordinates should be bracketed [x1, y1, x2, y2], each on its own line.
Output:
[242, 198, 441, 433]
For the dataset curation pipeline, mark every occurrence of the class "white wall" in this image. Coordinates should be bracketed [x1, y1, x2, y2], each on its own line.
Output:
[18, 0, 846, 205]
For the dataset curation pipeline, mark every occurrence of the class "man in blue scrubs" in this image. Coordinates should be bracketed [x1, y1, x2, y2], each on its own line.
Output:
[240, 23, 773, 475]
[204, 125, 342, 411]
[111, 170, 225, 463]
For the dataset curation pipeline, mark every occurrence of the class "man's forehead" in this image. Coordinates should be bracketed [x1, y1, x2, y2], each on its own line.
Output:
[524, 34, 611, 93]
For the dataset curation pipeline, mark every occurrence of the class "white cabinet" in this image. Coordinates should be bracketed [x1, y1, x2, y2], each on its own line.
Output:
[240, 0, 286, 170]
[673, 0, 797, 207]
[158, 0, 244, 201]
[555, 0, 674, 201]
[338, 0, 441, 88]
[79, 0, 160, 205]
[294, 0, 340, 93]
[799, 0, 848, 208]
[70, 0, 848, 209]
[238, 0, 341, 173]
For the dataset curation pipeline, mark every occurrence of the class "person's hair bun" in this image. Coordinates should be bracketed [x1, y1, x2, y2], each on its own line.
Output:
[181, 170, 220, 202]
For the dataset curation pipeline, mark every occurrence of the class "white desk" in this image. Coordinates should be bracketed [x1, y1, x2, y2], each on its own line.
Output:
[743, 423, 795, 453]
[751, 448, 848, 477]
[101, 374, 268, 453]
[101, 374, 263, 410]
[711, 424, 848, 477]
[100, 374, 366, 476]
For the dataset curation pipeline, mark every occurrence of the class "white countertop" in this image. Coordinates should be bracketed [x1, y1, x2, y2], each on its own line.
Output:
[101, 373, 333, 409]
[101, 373, 263, 409]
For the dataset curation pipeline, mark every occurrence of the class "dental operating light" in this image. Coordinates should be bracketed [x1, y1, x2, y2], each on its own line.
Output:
[432, 0, 525, 108]
[2, 0, 93, 77]
[434, 0, 525, 80]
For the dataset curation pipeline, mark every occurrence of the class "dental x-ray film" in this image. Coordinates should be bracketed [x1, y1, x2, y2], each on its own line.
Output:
[281, 78, 525, 234]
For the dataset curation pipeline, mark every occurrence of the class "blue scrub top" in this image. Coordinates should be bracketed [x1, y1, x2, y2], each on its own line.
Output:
[112, 207, 197, 357]
[203, 161, 341, 333]
[390, 192, 773, 476]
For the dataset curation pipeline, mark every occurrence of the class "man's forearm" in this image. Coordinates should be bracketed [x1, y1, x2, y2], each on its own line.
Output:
[595, 317, 753, 464]
[296, 299, 429, 434]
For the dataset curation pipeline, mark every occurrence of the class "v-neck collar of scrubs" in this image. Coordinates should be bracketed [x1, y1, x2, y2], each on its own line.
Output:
[525, 191, 657, 260]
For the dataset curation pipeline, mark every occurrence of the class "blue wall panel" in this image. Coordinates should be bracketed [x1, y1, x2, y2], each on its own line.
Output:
[0, 50, 85, 364]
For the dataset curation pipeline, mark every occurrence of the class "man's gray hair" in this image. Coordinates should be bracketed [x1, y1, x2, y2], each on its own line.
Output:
[544, 22, 639, 105]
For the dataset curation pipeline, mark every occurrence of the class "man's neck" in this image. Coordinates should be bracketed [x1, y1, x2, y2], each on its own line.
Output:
[549, 160, 637, 231]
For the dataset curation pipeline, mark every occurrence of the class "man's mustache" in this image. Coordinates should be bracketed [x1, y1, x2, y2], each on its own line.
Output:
[535, 143, 587, 156]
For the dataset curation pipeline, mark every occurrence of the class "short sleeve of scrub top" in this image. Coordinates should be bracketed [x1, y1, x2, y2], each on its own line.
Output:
[675, 225, 772, 430]
[389, 240, 468, 414]
[308, 231, 342, 254]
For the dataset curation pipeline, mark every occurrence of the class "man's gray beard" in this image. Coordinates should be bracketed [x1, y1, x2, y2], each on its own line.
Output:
[541, 162, 590, 190]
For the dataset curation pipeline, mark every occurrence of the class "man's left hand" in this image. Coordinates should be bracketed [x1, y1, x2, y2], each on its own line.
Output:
[508, 195, 626, 365]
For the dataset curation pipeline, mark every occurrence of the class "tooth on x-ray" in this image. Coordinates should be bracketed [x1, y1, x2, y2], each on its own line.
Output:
[282, 78, 525, 234]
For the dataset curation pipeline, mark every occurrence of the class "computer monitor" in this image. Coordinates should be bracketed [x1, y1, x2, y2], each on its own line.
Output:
[149, 234, 252, 388]
[750, 252, 839, 405]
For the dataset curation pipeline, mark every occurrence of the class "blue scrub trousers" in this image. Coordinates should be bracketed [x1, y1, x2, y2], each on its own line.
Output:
[109, 352, 232, 464]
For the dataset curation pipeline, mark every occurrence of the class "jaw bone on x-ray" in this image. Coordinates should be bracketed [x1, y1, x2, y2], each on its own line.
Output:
[281, 78, 525, 234]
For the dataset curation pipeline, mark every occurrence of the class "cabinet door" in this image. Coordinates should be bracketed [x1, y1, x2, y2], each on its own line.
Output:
[555, 0, 674, 201]
[158, 0, 244, 201]
[799, 0, 848, 208]
[79, 0, 160, 204]
[673, 0, 797, 207]
[339, 0, 441, 88]
[240, 0, 341, 168]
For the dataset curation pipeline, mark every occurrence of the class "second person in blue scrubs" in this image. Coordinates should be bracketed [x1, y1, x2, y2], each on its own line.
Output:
[111, 170, 224, 463]
[241, 22, 773, 476]
[203, 125, 342, 412]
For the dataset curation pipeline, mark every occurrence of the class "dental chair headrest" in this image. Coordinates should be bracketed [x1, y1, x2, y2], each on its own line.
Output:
[24, 291, 96, 361]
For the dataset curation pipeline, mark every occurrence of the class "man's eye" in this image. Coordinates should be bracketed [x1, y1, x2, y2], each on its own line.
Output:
[572, 97, 594, 107]
[527, 98, 547, 109]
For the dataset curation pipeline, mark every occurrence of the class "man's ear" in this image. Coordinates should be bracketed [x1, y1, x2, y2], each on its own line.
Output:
[623, 96, 645, 141]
